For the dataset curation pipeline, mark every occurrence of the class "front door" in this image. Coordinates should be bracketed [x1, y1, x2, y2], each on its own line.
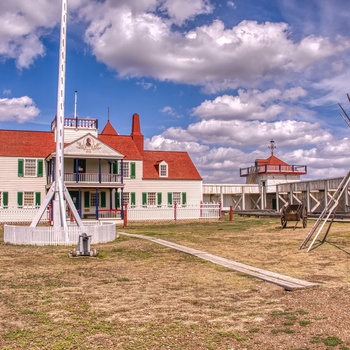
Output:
[69, 190, 81, 217]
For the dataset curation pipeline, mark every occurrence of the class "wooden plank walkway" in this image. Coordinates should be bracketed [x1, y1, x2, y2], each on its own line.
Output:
[118, 232, 318, 291]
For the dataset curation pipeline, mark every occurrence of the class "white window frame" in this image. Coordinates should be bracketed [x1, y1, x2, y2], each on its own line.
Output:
[23, 192, 35, 208]
[147, 192, 156, 206]
[90, 192, 97, 207]
[122, 162, 129, 178]
[25, 159, 37, 177]
[160, 164, 167, 177]
[173, 192, 181, 205]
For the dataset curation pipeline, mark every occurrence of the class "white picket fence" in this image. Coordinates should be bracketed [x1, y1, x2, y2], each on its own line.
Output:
[125, 203, 221, 221]
[0, 207, 49, 223]
[4, 222, 116, 246]
[0, 203, 221, 224]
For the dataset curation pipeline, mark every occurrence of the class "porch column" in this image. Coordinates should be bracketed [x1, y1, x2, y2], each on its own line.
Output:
[109, 188, 113, 210]
[98, 159, 102, 183]
[95, 188, 99, 220]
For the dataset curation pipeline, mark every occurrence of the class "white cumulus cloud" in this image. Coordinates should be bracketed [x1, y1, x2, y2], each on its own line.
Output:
[0, 96, 40, 123]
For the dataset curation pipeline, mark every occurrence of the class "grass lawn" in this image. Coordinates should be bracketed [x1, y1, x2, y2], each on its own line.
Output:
[0, 215, 350, 349]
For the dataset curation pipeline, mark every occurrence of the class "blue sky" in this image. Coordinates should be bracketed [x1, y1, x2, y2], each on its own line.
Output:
[1, 0, 350, 183]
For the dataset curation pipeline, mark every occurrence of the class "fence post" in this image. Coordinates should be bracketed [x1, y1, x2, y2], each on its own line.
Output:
[174, 202, 177, 222]
[229, 205, 233, 221]
[200, 201, 202, 218]
[123, 203, 128, 228]
[219, 202, 222, 220]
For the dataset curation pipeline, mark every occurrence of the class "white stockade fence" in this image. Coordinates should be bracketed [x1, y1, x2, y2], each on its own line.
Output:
[4, 222, 116, 246]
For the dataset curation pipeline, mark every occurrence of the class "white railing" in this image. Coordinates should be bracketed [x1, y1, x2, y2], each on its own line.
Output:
[125, 203, 221, 222]
[4, 222, 116, 246]
[0, 207, 49, 223]
[64, 173, 122, 183]
[98, 209, 122, 220]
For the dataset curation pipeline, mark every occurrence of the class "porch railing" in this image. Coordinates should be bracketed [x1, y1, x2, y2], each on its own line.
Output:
[240, 164, 307, 176]
[51, 117, 98, 130]
[63, 173, 122, 184]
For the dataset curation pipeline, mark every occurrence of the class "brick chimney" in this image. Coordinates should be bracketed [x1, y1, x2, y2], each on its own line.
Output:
[131, 113, 144, 153]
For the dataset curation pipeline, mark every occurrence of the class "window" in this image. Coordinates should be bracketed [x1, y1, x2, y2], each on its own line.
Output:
[18, 159, 43, 177]
[142, 192, 159, 206]
[17, 191, 40, 208]
[90, 192, 97, 207]
[24, 192, 34, 207]
[160, 164, 167, 177]
[123, 192, 130, 205]
[173, 192, 181, 205]
[123, 192, 135, 207]
[122, 161, 136, 179]
[86, 191, 106, 208]
[168, 192, 187, 206]
[122, 162, 129, 178]
[147, 192, 156, 206]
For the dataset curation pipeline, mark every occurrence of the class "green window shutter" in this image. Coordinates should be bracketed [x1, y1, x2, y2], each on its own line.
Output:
[18, 159, 24, 177]
[37, 159, 43, 177]
[142, 192, 147, 206]
[130, 162, 136, 179]
[130, 192, 136, 206]
[3, 192, 8, 207]
[35, 192, 41, 206]
[157, 192, 162, 206]
[84, 192, 90, 208]
[167, 192, 172, 205]
[113, 161, 118, 174]
[115, 192, 120, 208]
[101, 191, 106, 208]
[182, 192, 187, 205]
[17, 192, 23, 207]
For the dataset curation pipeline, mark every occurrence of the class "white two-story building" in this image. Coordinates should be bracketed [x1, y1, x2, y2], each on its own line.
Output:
[0, 113, 203, 221]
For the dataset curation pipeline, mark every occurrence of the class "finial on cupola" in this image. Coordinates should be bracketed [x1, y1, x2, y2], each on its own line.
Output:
[268, 139, 276, 155]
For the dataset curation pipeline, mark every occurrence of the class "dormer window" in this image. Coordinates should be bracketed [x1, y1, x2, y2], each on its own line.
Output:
[158, 161, 168, 177]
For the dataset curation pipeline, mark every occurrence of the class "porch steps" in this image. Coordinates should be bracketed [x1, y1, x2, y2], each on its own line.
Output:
[119, 232, 317, 291]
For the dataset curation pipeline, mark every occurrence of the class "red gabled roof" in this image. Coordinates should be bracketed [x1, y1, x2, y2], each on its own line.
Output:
[0, 130, 55, 157]
[142, 150, 202, 180]
[100, 120, 118, 136]
[256, 154, 288, 166]
[0, 119, 202, 181]
[99, 134, 143, 160]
